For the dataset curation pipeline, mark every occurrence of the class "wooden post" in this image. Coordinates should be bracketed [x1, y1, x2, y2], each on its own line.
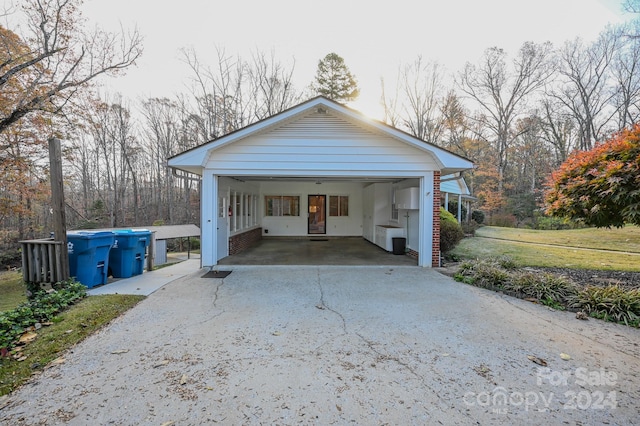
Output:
[49, 138, 70, 281]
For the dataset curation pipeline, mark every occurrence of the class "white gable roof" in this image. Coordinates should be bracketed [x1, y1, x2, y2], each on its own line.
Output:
[168, 96, 473, 176]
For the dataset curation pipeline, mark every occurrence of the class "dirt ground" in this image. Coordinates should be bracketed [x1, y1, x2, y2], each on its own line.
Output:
[1, 266, 639, 425]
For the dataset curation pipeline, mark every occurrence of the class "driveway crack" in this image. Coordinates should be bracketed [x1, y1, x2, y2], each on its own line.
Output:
[315, 268, 346, 332]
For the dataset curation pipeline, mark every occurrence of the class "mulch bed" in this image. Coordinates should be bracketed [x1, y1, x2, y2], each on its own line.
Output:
[527, 267, 640, 291]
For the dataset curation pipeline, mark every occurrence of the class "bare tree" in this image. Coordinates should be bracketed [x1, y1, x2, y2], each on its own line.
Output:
[247, 50, 302, 120]
[550, 28, 622, 150]
[0, 0, 142, 134]
[537, 98, 579, 164]
[182, 47, 248, 140]
[379, 57, 446, 144]
[611, 35, 640, 129]
[380, 75, 402, 128]
[440, 90, 471, 154]
[400, 57, 446, 144]
[83, 96, 140, 227]
[457, 42, 554, 192]
[141, 97, 192, 224]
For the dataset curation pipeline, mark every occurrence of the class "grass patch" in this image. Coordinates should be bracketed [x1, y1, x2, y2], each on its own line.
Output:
[0, 294, 144, 396]
[474, 225, 640, 254]
[450, 234, 640, 272]
[0, 271, 27, 312]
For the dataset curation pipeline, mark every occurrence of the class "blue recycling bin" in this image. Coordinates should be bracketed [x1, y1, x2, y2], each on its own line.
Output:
[108, 229, 152, 278]
[67, 231, 115, 288]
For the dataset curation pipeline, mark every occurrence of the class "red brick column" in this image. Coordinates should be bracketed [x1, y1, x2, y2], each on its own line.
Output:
[432, 171, 441, 267]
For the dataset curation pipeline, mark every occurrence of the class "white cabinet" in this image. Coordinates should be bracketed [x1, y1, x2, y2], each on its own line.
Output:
[375, 225, 405, 251]
[396, 187, 420, 210]
[363, 183, 391, 243]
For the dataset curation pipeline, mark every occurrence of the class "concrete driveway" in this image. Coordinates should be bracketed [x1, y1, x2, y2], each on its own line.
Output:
[1, 266, 639, 425]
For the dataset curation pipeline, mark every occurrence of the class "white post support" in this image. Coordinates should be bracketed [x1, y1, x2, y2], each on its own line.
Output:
[457, 194, 463, 222]
[201, 170, 216, 267]
[418, 172, 434, 267]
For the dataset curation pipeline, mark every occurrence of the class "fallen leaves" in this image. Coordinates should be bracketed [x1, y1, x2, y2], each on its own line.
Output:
[18, 331, 37, 344]
[527, 355, 547, 366]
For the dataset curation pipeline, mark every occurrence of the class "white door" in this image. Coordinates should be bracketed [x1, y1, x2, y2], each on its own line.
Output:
[216, 197, 229, 260]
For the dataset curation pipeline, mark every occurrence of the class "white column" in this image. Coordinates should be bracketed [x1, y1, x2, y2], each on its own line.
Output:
[457, 194, 463, 222]
[418, 172, 434, 267]
[201, 170, 217, 267]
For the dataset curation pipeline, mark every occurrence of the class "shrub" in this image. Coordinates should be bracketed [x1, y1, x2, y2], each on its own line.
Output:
[0, 249, 21, 270]
[455, 257, 640, 327]
[471, 210, 485, 224]
[533, 213, 585, 230]
[509, 271, 578, 305]
[440, 208, 464, 253]
[489, 213, 517, 227]
[455, 257, 513, 289]
[570, 285, 640, 326]
[0, 279, 86, 352]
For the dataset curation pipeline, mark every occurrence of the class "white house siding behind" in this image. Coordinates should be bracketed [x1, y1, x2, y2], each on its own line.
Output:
[259, 181, 365, 237]
[204, 112, 440, 177]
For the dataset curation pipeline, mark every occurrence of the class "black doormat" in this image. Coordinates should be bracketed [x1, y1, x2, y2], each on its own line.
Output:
[202, 270, 232, 278]
[310, 238, 329, 241]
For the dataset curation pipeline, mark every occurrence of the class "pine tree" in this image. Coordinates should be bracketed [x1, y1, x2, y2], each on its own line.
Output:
[312, 53, 360, 103]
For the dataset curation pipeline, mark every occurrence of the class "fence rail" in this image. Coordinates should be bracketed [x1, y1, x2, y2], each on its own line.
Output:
[20, 239, 65, 284]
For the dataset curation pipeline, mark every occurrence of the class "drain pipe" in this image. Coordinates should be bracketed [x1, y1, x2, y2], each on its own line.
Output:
[405, 212, 411, 254]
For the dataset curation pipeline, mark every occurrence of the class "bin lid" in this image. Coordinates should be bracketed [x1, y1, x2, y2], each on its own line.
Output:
[67, 231, 115, 239]
[114, 229, 151, 235]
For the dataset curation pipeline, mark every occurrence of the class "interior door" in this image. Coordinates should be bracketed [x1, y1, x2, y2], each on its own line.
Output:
[308, 195, 326, 234]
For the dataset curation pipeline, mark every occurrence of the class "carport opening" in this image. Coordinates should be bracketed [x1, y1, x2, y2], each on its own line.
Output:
[218, 237, 418, 266]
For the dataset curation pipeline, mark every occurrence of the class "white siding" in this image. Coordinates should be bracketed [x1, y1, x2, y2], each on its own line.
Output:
[259, 181, 364, 237]
[205, 113, 439, 176]
[441, 178, 469, 195]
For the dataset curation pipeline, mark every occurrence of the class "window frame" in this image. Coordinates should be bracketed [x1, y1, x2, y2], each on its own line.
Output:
[329, 195, 349, 217]
[265, 195, 300, 217]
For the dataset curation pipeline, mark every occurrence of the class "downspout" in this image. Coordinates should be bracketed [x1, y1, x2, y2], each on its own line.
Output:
[405, 211, 410, 253]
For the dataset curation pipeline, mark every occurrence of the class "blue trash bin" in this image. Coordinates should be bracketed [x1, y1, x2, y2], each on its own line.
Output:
[67, 231, 115, 288]
[109, 229, 152, 278]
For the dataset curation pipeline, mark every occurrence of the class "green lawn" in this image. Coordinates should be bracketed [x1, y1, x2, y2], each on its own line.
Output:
[0, 293, 144, 396]
[0, 271, 27, 312]
[475, 225, 640, 253]
[450, 226, 640, 271]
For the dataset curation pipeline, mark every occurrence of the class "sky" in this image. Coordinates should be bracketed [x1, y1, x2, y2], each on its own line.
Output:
[81, 0, 634, 119]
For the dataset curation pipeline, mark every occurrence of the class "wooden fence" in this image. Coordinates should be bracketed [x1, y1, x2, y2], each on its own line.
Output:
[20, 239, 66, 284]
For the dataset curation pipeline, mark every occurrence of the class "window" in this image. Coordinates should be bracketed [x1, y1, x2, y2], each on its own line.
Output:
[329, 195, 349, 216]
[265, 195, 300, 216]
[391, 188, 399, 221]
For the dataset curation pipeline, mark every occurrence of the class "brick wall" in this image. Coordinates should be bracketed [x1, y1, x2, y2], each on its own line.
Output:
[229, 227, 262, 255]
[432, 171, 441, 267]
